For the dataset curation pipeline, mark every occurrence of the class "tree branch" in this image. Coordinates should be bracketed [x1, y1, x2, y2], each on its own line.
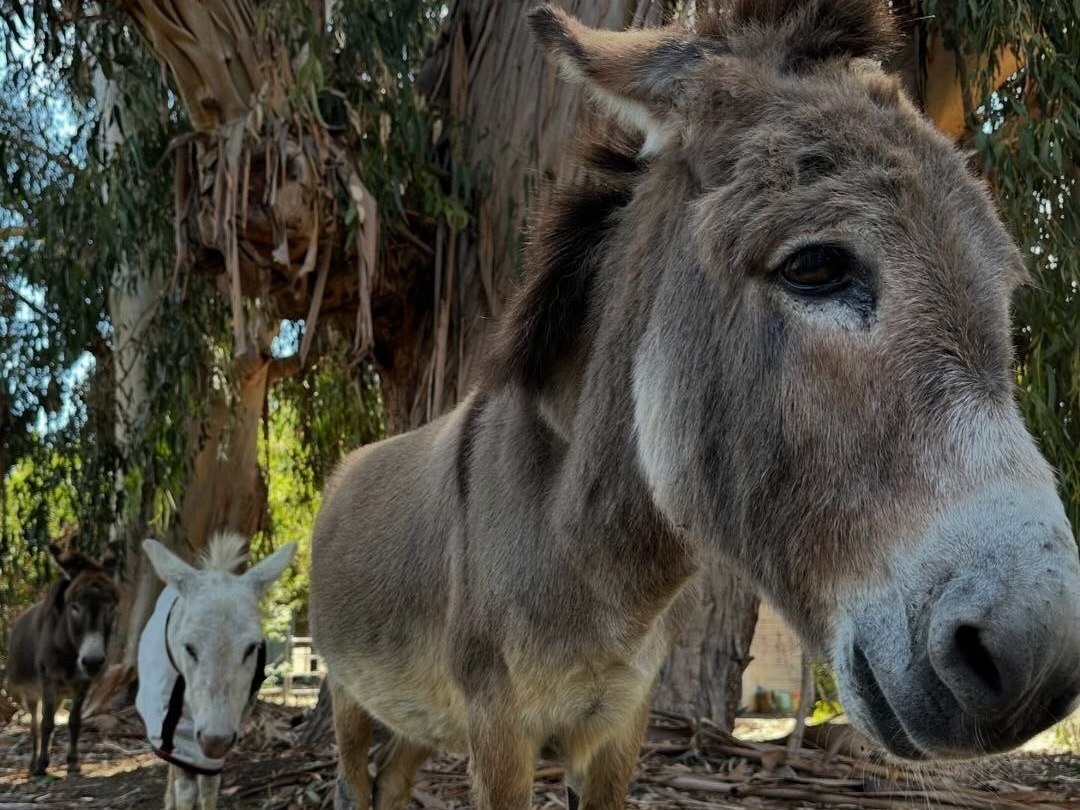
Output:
[0, 278, 52, 320]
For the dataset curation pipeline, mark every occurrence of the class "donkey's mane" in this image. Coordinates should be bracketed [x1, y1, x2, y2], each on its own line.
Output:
[198, 532, 249, 573]
[486, 127, 644, 392]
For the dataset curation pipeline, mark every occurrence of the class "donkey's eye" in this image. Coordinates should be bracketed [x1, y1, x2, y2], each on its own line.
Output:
[778, 244, 853, 296]
[185, 643, 199, 662]
[243, 643, 257, 661]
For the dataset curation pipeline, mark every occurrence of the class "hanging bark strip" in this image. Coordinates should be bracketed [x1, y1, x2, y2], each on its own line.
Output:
[123, 0, 379, 363]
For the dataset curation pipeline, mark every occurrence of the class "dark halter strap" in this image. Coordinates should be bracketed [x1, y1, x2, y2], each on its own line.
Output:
[160, 598, 186, 757]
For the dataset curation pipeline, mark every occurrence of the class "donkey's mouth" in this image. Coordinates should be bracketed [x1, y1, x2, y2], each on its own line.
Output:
[848, 644, 926, 760]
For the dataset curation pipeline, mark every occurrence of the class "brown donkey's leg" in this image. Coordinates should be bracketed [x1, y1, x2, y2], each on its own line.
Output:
[372, 734, 430, 810]
[31, 682, 58, 776]
[66, 680, 89, 774]
[331, 680, 374, 810]
[26, 699, 41, 775]
[567, 701, 649, 810]
[467, 702, 536, 810]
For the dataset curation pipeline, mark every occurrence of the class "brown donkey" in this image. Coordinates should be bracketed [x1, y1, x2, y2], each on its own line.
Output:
[6, 543, 119, 776]
[311, 2, 1080, 808]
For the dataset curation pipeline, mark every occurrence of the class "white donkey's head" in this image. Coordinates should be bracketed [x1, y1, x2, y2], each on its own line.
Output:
[143, 534, 296, 760]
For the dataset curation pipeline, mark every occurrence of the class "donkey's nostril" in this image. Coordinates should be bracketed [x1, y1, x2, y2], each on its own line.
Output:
[953, 625, 1003, 695]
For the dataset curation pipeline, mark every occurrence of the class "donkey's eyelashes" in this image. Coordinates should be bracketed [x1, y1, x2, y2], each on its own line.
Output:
[243, 643, 257, 661]
[184, 643, 198, 663]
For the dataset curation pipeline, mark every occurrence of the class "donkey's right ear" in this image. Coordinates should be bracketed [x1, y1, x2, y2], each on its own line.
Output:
[529, 5, 716, 154]
[101, 546, 120, 576]
[142, 539, 197, 593]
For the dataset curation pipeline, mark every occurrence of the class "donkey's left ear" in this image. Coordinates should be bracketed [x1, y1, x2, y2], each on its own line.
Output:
[529, 5, 714, 153]
[242, 542, 297, 596]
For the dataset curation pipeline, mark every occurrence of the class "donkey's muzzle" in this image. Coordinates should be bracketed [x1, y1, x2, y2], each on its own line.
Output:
[197, 730, 237, 759]
[836, 482, 1080, 759]
[79, 654, 105, 678]
[924, 572, 1080, 745]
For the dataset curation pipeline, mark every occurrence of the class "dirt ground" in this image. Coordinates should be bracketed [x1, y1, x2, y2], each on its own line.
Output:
[2, 704, 1080, 809]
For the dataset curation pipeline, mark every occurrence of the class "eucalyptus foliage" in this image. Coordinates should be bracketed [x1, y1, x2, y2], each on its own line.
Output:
[0, 0, 446, 604]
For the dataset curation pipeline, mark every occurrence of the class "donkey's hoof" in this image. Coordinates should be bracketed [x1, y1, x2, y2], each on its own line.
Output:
[334, 775, 358, 810]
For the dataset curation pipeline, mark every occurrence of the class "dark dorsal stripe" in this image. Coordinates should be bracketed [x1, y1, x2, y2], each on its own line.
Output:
[457, 395, 488, 509]
[484, 128, 643, 393]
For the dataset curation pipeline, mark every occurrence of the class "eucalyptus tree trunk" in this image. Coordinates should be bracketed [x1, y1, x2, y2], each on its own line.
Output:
[383, 0, 665, 430]
[96, 0, 350, 706]
[95, 66, 164, 673]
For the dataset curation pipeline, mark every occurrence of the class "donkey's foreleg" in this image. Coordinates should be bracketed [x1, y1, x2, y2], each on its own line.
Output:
[26, 698, 41, 773]
[31, 682, 58, 776]
[331, 679, 374, 810]
[66, 680, 90, 775]
[196, 773, 221, 810]
[170, 765, 198, 810]
[467, 701, 537, 810]
[565, 700, 649, 810]
[164, 765, 177, 810]
[372, 734, 430, 810]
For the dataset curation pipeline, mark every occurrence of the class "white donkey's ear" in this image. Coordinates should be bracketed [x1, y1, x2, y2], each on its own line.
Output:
[142, 538, 197, 593]
[242, 542, 297, 596]
[528, 5, 716, 154]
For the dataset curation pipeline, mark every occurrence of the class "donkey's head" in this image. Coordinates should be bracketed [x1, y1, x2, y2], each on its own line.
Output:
[142, 534, 295, 760]
[530, 0, 1080, 758]
[49, 542, 120, 678]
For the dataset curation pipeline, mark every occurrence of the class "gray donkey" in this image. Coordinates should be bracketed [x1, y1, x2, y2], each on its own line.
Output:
[311, 2, 1080, 809]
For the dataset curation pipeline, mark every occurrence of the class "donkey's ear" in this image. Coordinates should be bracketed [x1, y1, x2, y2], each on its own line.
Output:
[529, 5, 714, 153]
[48, 542, 78, 580]
[142, 539, 197, 593]
[101, 545, 120, 576]
[241, 542, 297, 596]
[730, 0, 897, 68]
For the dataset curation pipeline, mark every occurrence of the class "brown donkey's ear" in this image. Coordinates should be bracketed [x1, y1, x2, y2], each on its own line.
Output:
[528, 5, 717, 153]
[101, 547, 120, 576]
[48, 542, 80, 580]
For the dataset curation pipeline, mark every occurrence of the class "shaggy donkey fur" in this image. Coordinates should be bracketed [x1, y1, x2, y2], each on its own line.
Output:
[311, 2, 1080, 809]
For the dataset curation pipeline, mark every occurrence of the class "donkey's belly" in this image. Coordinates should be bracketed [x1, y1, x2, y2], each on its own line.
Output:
[336, 650, 468, 750]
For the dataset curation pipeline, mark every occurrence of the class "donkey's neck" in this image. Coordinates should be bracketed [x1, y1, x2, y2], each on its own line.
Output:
[549, 160, 704, 620]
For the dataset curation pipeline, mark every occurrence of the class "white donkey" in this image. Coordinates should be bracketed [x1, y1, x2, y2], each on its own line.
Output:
[137, 533, 296, 810]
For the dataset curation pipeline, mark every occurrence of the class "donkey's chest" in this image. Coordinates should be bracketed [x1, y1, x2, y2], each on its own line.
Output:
[513, 614, 675, 751]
